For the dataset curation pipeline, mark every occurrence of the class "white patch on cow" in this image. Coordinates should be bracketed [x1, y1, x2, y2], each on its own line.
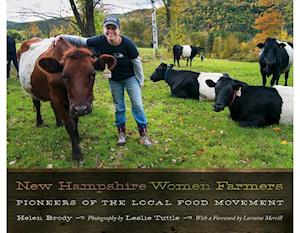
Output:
[19, 38, 54, 98]
[182, 45, 192, 58]
[273, 85, 293, 124]
[236, 87, 242, 97]
[258, 48, 264, 57]
[276, 40, 293, 72]
[197, 72, 223, 101]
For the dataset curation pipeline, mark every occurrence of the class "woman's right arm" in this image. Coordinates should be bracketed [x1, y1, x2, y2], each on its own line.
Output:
[53, 35, 88, 47]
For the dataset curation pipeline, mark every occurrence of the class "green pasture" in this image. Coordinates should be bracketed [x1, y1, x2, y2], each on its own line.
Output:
[7, 48, 293, 168]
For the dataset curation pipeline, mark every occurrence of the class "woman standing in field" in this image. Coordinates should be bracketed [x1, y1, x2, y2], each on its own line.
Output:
[53, 15, 152, 147]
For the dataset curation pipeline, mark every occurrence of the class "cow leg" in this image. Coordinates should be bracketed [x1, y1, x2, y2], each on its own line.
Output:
[186, 58, 189, 66]
[73, 116, 80, 143]
[32, 98, 44, 127]
[7, 59, 11, 78]
[52, 100, 82, 161]
[239, 116, 266, 128]
[260, 71, 267, 86]
[12, 56, 19, 73]
[171, 93, 189, 98]
[177, 59, 180, 67]
[65, 118, 81, 161]
[275, 73, 280, 85]
[270, 74, 279, 86]
[284, 71, 289, 86]
[190, 58, 192, 66]
[12, 56, 19, 78]
[172, 90, 189, 99]
[173, 58, 176, 66]
[50, 102, 63, 127]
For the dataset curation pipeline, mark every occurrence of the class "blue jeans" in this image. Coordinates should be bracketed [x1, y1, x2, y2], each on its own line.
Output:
[109, 76, 148, 128]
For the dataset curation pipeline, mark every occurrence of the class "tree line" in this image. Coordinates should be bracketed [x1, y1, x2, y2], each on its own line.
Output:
[7, 0, 293, 61]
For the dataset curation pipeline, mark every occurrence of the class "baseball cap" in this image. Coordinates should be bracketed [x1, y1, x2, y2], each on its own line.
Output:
[103, 15, 120, 28]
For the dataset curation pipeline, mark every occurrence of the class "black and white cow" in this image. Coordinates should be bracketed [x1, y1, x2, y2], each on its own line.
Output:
[7, 35, 19, 78]
[150, 63, 224, 101]
[173, 45, 203, 67]
[257, 37, 293, 86]
[206, 75, 293, 127]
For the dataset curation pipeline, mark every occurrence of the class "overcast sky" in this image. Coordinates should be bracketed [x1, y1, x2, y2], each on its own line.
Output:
[7, 0, 155, 22]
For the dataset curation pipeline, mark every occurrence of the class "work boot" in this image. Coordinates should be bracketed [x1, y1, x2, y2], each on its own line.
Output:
[138, 126, 153, 147]
[117, 126, 126, 146]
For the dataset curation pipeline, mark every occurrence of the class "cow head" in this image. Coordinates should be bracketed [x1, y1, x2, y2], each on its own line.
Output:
[38, 48, 116, 117]
[150, 63, 173, 82]
[206, 74, 246, 112]
[197, 47, 204, 54]
[257, 38, 286, 74]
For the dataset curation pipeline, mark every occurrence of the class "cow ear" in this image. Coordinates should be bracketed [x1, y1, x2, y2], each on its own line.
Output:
[206, 79, 216, 87]
[97, 54, 117, 71]
[167, 64, 174, 69]
[278, 43, 286, 48]
[39, 57, 63, 73]
[93, 58, 105, 71]
[233, 83, 243, 90]
[256, 43, 265, 48]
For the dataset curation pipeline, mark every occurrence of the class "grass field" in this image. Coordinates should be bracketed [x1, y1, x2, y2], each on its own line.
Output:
[7, 48, 293, 168]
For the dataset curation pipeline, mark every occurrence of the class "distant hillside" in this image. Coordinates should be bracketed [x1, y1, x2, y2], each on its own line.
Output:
[7, 8, 152, 34]
[7, 21, 24, 30]
[7, 8, 153, 46]
[120, 8, 152, 23]
[7, 18, 70, 36]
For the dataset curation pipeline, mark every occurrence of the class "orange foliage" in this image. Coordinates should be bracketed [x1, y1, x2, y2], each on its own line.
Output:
[256, 0, 279, 7]
[253, 10, 284, 44]
[254, 11, 284, 32]
[29, 23, 41, 37]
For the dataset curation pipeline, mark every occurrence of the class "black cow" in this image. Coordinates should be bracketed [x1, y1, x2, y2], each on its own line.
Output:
[150, 63, 223, 100]
[257, 37, 293, 86]
[200, 49, 205, 61]
[173, 45, 203, 67]
[7, 35, 19, 78]
[206, 75, 293, 128]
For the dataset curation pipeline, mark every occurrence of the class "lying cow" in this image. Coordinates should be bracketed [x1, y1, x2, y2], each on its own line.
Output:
[18, 37, 116, 161]
[206, 74, 293, 127]
[7, 35, 19, 78]
[257, 37, 293, 86]
[150, 63, 223, 101]
[173, 45, 203, 67]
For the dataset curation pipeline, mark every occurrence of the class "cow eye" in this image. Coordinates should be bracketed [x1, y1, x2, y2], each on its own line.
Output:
[62, 74, 69, 81]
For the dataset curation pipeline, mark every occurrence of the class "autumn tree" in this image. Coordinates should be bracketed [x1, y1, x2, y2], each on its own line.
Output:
[162, 22, 188, 51]
[253, 0, 286, 43]
[29, 22, 42, 37]
[221, 34, 239, 59]
[212, 36, 223, 58]
[122, 20, 147, 47]
[253, 11, 284, 42]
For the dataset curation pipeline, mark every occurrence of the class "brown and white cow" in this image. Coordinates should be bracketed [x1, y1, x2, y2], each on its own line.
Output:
[18, 37, 116, 161]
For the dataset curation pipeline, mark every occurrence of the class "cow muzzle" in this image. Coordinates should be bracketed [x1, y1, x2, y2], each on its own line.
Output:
[71, 104, 92, 116]
[213, 103, 224, 112]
